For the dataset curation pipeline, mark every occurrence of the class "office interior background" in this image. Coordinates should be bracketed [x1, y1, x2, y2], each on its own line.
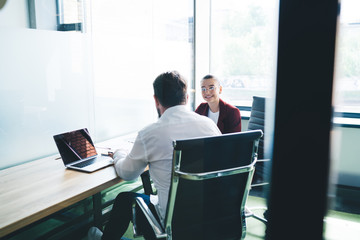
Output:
[0, 0, 359, 239]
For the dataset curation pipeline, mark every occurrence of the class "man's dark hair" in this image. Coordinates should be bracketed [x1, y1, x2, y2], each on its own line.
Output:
[153, 71, 187, 108]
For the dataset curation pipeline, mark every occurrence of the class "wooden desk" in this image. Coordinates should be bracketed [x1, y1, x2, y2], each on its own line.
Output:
[0, 133, 136, 238]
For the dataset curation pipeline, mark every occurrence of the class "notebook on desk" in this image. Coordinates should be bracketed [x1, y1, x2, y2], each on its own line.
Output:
[53, 128, 114, 173]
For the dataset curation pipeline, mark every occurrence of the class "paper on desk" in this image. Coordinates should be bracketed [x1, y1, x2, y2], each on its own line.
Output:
[96, 139, 134, 154]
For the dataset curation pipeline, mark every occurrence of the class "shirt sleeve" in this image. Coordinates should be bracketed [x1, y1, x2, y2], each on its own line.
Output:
[113, 133, 148, 181]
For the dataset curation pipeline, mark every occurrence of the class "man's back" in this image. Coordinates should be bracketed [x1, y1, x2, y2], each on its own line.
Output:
[116, 105, 221, 221]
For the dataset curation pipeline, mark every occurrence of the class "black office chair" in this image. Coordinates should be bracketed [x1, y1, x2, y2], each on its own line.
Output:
[245, 96, 269, 223]
[247, 96, 267, 185]
[132, 130, 263, 240]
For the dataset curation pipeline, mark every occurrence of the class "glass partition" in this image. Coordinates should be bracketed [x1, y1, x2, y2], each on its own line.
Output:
[0, 0, 194, 169]
[91, 0, 194, 141]
[0, 27, 93, 169]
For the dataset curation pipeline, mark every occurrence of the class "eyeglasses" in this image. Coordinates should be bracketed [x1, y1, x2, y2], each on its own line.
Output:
[201, 86, 216, 92]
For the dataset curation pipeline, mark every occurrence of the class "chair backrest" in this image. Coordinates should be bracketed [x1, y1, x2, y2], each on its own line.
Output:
[247, 96, 265, 159]
[164, 130, 263, 240]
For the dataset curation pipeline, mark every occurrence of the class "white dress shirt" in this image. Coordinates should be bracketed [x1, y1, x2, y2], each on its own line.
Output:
[113, 105, 221, 222]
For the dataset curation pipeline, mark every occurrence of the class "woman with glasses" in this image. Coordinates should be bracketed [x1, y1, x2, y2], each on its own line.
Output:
[195, 74, 242, 134]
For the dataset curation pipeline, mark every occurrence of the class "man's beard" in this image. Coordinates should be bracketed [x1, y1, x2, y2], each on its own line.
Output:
[156, 107, 161, 118]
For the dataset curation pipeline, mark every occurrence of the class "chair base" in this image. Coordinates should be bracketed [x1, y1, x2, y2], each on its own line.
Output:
[245, 207, 268, 224]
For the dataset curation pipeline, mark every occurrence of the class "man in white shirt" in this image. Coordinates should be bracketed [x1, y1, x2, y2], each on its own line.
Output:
[88, 71, 221, 240]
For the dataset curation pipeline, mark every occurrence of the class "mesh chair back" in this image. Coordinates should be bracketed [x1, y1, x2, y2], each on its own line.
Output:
[247, 96, 267, 184]
[247, 96, 265, 159]
[165, 130, 262, 240]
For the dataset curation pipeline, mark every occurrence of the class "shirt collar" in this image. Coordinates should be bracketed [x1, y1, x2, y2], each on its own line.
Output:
[161, 105, 187, 117]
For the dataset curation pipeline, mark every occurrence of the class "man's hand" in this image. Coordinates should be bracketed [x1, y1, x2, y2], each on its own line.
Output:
[101, 151, 114, 158]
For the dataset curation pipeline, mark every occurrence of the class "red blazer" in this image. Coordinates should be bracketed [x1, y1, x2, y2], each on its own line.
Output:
[195, 98, 241, 134]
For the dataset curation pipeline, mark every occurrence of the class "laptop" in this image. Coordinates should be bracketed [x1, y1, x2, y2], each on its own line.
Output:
[53, 128, 114, 173]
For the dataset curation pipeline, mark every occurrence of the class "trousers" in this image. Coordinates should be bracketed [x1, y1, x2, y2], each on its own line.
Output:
[102, 192, 159, 240]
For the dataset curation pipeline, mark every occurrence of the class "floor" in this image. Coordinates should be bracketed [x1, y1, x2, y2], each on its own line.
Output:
[114, 195, 269, 240]
[6, 184, 359, 240]
[117, 194, 360, 240]
[244, 195, 360, 240]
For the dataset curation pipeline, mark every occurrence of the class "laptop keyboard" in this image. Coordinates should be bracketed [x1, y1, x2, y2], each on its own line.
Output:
[73, 158, 98, 168]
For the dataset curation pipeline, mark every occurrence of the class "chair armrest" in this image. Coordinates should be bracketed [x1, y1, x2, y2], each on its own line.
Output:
[140, 170, 154, 195]
[176, 160, 256, 181]
[132, 197, 166, 238]
[257, 158, 271, 163]
[251, 158, 271, 187]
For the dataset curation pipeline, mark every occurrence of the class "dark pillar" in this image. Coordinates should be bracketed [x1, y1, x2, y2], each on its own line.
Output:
[266, 0, 339, 239]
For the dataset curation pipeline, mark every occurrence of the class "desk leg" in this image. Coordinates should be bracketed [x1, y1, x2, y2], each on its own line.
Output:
[93, 193, 102, 229]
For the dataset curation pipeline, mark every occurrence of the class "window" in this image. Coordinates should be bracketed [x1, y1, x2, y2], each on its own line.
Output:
[209, 0, 279, 107]
[334, 0, 360, 114]
[326, 0, 360, 234]
[27, 0, 86, 32]
[56, 0, 85, 32]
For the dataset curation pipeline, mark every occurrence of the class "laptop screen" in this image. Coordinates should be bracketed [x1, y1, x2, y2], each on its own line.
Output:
[53, 128, 97, 165]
